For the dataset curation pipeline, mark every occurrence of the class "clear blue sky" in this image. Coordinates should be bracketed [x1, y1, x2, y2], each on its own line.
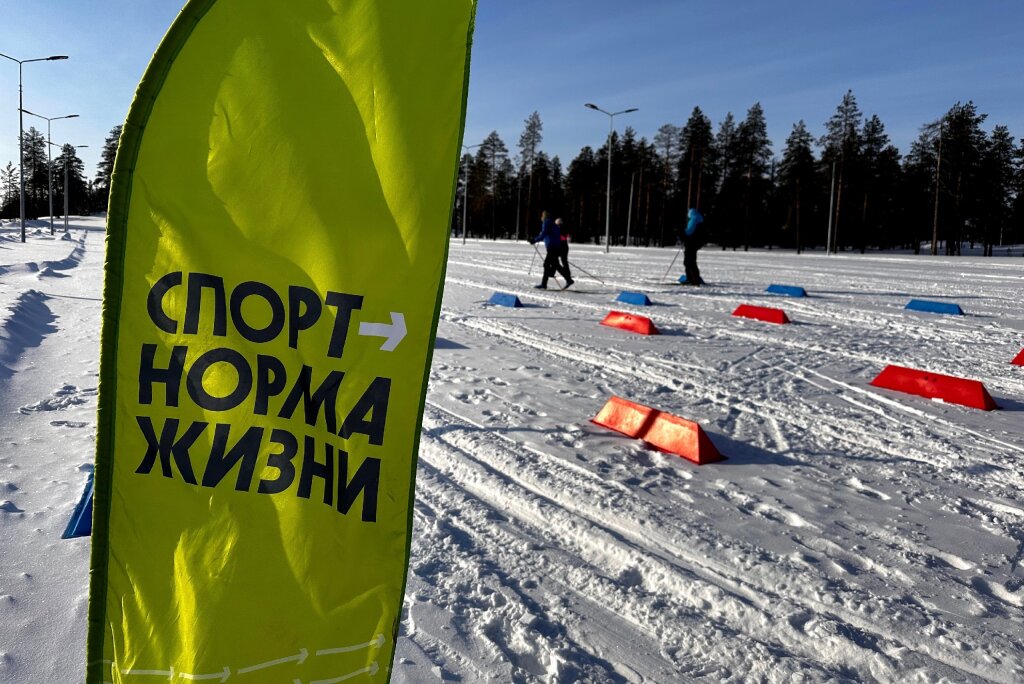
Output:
[2, 1, 1023, 181]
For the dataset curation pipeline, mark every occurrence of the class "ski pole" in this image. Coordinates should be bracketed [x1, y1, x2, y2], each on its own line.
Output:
[567, 259, 605, 284]
[528, 241, 538, 276]
[661, 247, 682, 282]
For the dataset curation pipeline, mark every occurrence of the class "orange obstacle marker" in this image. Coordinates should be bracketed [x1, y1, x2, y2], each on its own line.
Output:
[591, 396, 657, 438]
[600, 310, 659, 335]
[732, 304, 790, 324]
[1012, 349, 1024, 366]
[642, 411, 725, 465]
[591, 397, 724, 464]
[869, 365, 999, 411]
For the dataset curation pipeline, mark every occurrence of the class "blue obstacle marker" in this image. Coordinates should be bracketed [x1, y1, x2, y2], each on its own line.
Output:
[62, 472, 93, 539]
[616, 291, 652, 306]
[488, 292, 523, 308]
[766, 284, 807, 298]
[905, 299, 964, 316]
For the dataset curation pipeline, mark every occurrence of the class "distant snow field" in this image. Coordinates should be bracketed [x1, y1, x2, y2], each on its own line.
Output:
[1, 219, 1022, 683]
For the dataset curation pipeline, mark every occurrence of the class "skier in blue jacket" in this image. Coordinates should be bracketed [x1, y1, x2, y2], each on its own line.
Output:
[529, 210, 573, 289]
[682, 207, 705, 286]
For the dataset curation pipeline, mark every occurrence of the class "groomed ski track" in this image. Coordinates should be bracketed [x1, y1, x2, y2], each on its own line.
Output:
[401, 239, 1024, 683]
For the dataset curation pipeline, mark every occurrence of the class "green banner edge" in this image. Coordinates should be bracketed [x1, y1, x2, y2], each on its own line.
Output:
[87, 2, 219, 681]
[389, 4, 477, 680]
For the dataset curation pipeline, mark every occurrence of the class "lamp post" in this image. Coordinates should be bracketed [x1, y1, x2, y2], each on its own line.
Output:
[0, 52, 69, 243]
[461, 143, 481, 245]
[21, 109, 78, 235]
[585, 102, 638, 252]
[825, 160, 836, 255]
[52, 143, 87, 234]
[626, 171, 636, 247]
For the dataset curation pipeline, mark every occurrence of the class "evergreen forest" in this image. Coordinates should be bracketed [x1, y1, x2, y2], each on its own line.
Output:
[5, 92, 1023, 257]
[0, 124, 120, 221]
[456, 92, 1024, 256]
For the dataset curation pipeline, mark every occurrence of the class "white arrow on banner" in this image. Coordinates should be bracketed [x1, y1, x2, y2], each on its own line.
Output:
[358, 312, 406, 352]
[237, 648, 308, 675]
[315, 633, 386, 657]
[179, 666, 230, 682]
[121, 666, 174, 679]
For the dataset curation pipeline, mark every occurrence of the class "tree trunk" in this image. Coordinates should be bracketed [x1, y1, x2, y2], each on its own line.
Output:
[795, 177, 802, 255]
[861, 192, 869, 253]
[953, 172, 963, 256]
[525, 166, 534, 240]
[685, 146, 695, 210]
[695, 157, 704, 211]
[743, 168, 751, 252]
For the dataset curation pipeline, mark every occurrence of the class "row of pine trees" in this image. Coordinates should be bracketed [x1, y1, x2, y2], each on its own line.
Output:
[0, 125, 121, 220]
[6, 91, 1022, 256]
[457, 92, 1024, 255]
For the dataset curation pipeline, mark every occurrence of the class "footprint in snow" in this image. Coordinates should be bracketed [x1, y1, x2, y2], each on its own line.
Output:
[19, 384, 95, 413]
[50, 420, 88, 428]
[786, 610, 814, 632]
[971, 576, 1024, 608]
[845, 476, 892, 501]
[0, 500, 24, 513]
[617, 566, 644, 588]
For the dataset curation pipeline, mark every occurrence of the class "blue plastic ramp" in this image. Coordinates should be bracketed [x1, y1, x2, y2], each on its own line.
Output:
[905, 299, 964, 315]
[488, 292, 523, 308]
[62, 471, 93, 539]
[616, 291, 652, 306]
[766, 284, 807, 298]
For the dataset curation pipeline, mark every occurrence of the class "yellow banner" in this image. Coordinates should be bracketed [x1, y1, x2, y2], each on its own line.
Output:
[87, 1, 475, 682]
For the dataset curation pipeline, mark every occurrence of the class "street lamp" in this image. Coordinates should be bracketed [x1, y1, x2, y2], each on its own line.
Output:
[460, 143, 482, 245]
[49, 143, 87, 234]
[585, 103, 638, 253]
[21, 109, 79, 235]
[0, 52, 69, 243]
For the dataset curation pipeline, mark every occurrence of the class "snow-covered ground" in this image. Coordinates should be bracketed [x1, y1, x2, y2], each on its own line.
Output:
[0, 218, 103, 683]
[1, 219, 1022, 683]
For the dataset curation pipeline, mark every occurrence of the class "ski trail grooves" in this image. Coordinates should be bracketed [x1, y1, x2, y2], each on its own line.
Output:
[420, 402, 1020, 681]
[446, 309, 1022, 491]
[795, 362, 1024, 457]
[444, 313, 953, 471]
[409, 478, 633, 682]
[418, 426, 835, 679]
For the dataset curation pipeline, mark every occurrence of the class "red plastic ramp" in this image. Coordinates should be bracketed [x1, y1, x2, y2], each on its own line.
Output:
[1012, 349, 1024, 366]
[600, 310, 659, 335]
[642, 412, 725, 465]
[591, 396, 657, 438]
[869, 365, 999, 411]
[591, 397, 724, 465]
[732, 304, 790, 324]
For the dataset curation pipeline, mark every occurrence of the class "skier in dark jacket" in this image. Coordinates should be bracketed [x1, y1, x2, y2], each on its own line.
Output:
[530, 211, 573, 289]
[682, 207, 705, 286]
[555, 218, 572, 281]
